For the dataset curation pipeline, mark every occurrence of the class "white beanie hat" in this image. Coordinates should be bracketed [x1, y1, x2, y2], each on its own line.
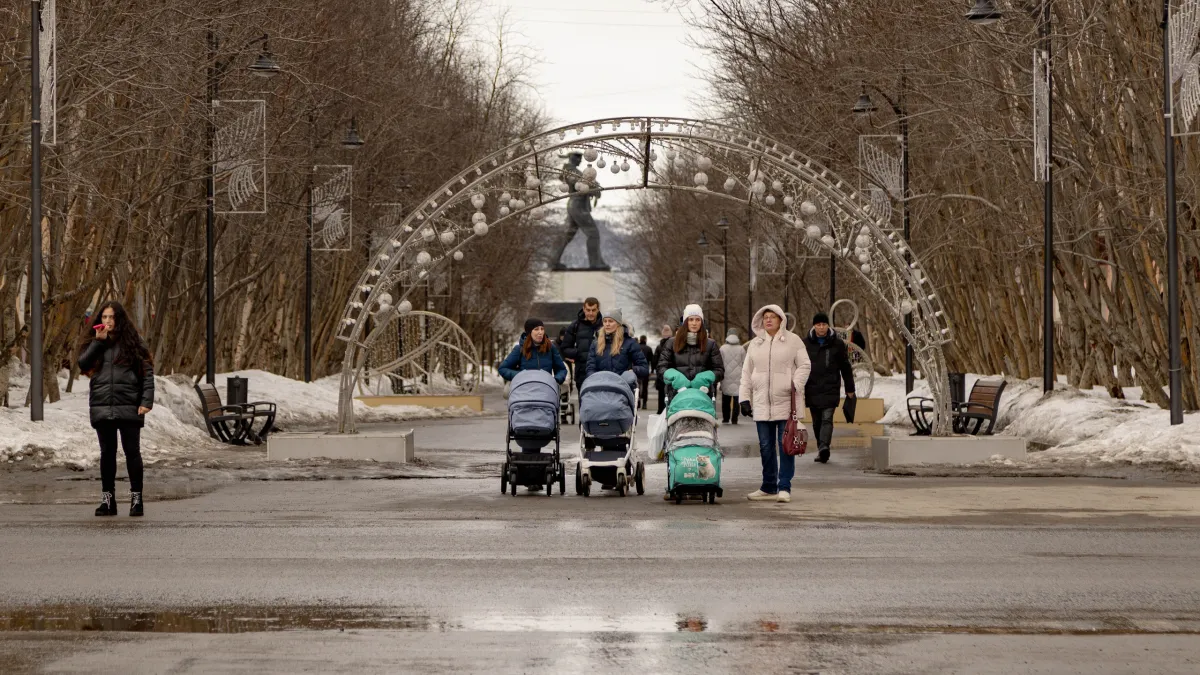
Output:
[682, 304, 704, 322]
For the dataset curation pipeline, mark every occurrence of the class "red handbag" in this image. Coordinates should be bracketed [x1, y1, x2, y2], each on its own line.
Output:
[783, 386, 808, 456]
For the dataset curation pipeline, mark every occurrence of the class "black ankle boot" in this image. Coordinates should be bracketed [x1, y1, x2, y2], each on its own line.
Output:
[130, 492, 144, 517]
[95, 492, 117, 516]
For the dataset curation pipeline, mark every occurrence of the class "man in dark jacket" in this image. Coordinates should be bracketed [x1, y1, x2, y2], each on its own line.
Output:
[803, 312, 855, 464]
[559, 297, 603, 391]
[637, 336, 653, 409]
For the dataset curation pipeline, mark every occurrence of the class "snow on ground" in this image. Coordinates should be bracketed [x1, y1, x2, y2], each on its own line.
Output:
[1, 362, 482, 470]
[875, 373, 1200, 470]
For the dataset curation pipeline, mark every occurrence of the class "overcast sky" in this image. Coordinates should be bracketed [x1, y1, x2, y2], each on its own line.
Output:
[476, 0, 708, 126]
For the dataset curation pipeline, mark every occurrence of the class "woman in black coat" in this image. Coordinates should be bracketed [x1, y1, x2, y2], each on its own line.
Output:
[78, 301, 154, 517]
[657, 304, 724, 399]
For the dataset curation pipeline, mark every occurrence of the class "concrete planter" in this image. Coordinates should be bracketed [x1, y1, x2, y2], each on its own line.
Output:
[268, 430, 415, 463]
[870, 435, 1026, 470]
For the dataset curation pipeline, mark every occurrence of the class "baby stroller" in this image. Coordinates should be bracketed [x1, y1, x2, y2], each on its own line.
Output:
[662, 369, 723, 504]
[560, 362, 577, 425]
[503, 370, 565, 496]
[576, 371, 645, 497]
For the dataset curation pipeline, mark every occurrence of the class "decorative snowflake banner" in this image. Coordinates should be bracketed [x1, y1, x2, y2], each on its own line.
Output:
[703, 254, 725, 301]
[755, 241, 784, 276]
[1171, 0, 1200, 136]
[39, 0, 56, 145]
[461, 275, 483, 315]
[212, 100, 267, 214]
[312, 164, 354, 252]
[857, 135, 902, 227]
[1033, 49, 1051, 181]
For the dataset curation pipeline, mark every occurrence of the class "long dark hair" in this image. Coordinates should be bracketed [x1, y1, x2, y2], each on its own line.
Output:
[673, 322, 709, 353]
[79, 300, 152, 374]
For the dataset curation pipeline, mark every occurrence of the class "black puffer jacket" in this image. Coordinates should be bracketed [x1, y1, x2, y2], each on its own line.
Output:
[658, 337, 724, 389]
[560, 309, 603, 382]
[802, 330, 854, 409]
[79, 339, 155, 428]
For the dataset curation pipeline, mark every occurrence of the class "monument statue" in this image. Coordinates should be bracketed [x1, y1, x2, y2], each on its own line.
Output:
[550, 151, 610, 271]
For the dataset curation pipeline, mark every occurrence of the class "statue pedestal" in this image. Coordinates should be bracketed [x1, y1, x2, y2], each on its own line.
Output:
[532, 269, 616, 336]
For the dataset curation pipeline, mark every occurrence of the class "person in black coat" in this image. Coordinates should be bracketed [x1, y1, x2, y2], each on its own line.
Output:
[637, 336, 653, 409]
[803, 312, 855, 464]
[657, 304, 724, 401]
[77, 301, 154, 517]
[653, 324, 673, 414]
[559, 298, 603, 392]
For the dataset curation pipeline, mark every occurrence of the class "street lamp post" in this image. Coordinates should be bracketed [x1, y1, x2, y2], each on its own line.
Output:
[719, 217, 729, 337]
[968, 1, 1055, 394]
[29, 0, 44, 421]
[854, 75, 913, 393]
[1163, 0, 1184, 424]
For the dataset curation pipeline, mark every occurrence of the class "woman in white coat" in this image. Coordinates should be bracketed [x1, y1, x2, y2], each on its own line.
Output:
[718, 331, 746, 425]
[738, 305, 811, 503]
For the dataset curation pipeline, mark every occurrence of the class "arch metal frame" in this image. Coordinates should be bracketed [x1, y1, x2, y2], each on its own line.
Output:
[335, 117, 953, 434]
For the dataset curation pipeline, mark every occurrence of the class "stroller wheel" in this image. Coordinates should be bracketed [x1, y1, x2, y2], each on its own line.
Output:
[582, 475, 592, 498]
[510, 479, 517, 497]
[575, 464, 583, 495]
[617, 478, 627, 497]
[546, 480, 553, 496]
[501, 475, 507, 494]
[559, 463, 566, 495]
[675, 492, 683, 505]
[634, 462, 645, 496]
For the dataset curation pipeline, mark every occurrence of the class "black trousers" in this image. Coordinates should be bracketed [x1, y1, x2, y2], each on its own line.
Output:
[721, 394, 740, 424]
[97, 422, 143, 493]
[637, 377, 649, 409]
[656, 385, 667, 414]
[809, 407, 836, 454]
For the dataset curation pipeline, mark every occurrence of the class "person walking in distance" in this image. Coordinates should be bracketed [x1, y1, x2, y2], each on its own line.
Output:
[739, 305, 811, 503]
[803, 312, 856, 464]
[559, 298, 603, 391]
[719, 330, 746, 424]
[637, 335, 654, 410]
[653, 324, 673, 414]
[78, 301, 154, 517]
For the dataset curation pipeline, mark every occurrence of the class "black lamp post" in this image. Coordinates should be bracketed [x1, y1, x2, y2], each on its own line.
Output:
[206, 32, 279, 384]
[1162, 1, 1184, 424]
[719, 217, 730, 337]
[29, 0, 44, 421]
[854, 76, 913, 393]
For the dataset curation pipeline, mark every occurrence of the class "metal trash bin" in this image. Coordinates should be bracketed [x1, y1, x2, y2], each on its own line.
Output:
[948, 372, 966, 407]
[227, 376, 248, 406]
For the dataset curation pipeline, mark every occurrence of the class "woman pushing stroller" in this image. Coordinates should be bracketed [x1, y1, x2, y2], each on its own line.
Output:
[584, 308, 649, 382]
[657, 304, 723, 399]
[499, 318, 568, 385]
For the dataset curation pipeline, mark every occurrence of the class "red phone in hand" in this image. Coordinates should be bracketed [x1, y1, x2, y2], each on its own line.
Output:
[93, 324, 105, 331]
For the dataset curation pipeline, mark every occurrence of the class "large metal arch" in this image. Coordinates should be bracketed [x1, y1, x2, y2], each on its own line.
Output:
[335, 117, 953, 434]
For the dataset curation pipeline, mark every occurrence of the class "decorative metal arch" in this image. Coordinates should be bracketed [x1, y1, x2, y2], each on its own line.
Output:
[357, 310, 481, 397]
[336, 117, 954, 434]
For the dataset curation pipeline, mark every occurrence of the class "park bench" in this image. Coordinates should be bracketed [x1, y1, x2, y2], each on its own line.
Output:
[194, 382, 277, 446]
[907, 378, 1006, 436]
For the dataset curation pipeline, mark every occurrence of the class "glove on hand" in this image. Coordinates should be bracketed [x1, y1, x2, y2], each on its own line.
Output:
[740, 400, 753, 418]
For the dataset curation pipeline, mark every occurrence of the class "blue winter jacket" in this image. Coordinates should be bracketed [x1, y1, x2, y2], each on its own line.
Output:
[585, 330, 650, 381]
[499, 335, 568, 384]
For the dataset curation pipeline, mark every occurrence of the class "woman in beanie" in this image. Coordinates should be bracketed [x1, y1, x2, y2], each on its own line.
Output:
[584, 307, 649, 381]
[657, 303, 723, 400]
[499, 318, 568, 384]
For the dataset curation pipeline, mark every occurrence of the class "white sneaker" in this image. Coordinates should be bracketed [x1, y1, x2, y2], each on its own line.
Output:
[776, 491, 791, 503]
[747, 490, 777, 501]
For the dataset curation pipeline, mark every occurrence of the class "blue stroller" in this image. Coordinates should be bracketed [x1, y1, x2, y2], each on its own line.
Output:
[576, 371, 645, 497]
[503, 370, 565, 496]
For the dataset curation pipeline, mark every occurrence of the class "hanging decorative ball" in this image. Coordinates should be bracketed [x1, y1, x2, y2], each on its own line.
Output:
[416, 251, 431, 265]
[575, 181, 590, 193]
[857, 251, 870, 264]
[821, 235, 836, 248]
[474, 222, 489, 236]
[861, 264, 873, 274]
[856, 234, 871, 249]
[421, 228, 435, 241]
[621, 160, 630, 172]
[582, 166, 598, 182]
[765, 195, 776, 206]
[398, 300, 413, 314]
[673, 157, 686, 170]
[800, 201, 818, 216]
[649, 150, 658, 162]
[583, 148, 599, 162]
[597, 157, 607, 169]
[900, 300, 914, 315]
[472, 212, 487, 224]
[376, 293, 393, 309]
[772, 180, 784, 192]
[513, 199, 526, 210]
[499, 206, 511, 217]
[694, 172, 709, 186]
[526, 175, 541, 189]
[697, 156, 712, 171]
[508, 197, 518, 209]
[453, 250, 464, 261]
[751, 180, 767, 195]
[440, 231, 456, 245]
[500, 192, 512, 203]
[610, 163, 621, 174]
[806, 225, 822, 239]
[531, 207, 545, 219]
[666, 149, 677, 161]
[524, 189, 537, 201]
[694, 185, 709, 198]
[471, 194, 486, 209]
[783, 195, 795, 207]
[403, 225, 413, 233]
[723, 177, 736, 192]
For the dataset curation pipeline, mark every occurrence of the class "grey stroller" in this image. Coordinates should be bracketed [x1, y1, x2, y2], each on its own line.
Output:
[575, 371, 645, 497]
[503, 370, 565, 496]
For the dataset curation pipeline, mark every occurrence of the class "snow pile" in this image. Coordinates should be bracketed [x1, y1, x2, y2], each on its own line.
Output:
[875, 373, 1200, 470]
[2, 367, 482, 469]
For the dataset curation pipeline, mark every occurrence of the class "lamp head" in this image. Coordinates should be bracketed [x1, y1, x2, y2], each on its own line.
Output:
[965, 0, 1003, 25]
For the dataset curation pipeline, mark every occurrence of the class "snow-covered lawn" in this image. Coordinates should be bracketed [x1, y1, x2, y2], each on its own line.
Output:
[1, 363, 481, 470]
[875, 374, 1200, 470]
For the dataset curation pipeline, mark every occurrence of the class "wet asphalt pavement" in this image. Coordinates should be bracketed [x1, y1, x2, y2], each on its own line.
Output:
[2, 411, 1200, 673]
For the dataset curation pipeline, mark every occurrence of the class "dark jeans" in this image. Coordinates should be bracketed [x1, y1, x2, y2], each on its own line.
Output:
[97, 422, 143, 493]
[656, 384, 666, 414]
[756, 420, 793, 493]
[721, 394, 739, 424]
[809, 406, 836, 455]
[638, 377, 649, 409]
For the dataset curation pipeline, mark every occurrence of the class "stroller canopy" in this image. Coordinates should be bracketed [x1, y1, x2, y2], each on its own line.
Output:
[579, 371, 636, 429]
[668, 388, 718, 420]
[509, 370, 561, 435]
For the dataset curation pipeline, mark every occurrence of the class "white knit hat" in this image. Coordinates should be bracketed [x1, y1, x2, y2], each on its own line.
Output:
[682, 304, 704, 321]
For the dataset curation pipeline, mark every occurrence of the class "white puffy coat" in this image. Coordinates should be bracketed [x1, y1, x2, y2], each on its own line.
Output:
[738, 305, 812, 421]
[719, 341, 746, 390]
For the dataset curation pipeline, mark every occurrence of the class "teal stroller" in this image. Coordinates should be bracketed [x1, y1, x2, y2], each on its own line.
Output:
[661, 369, 723, 504]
